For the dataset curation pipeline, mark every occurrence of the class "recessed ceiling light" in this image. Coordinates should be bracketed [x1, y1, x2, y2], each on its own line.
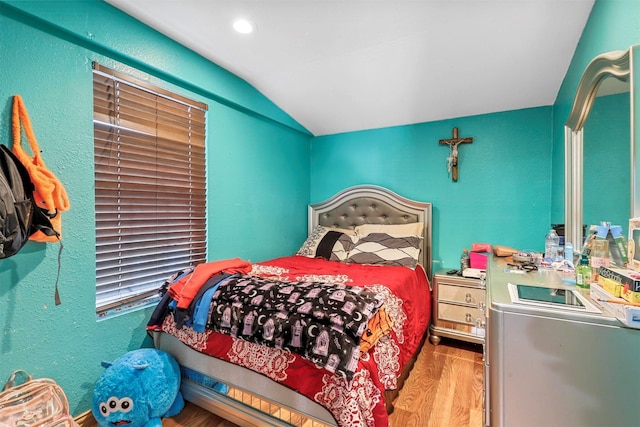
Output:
[233, 18, 254, 34]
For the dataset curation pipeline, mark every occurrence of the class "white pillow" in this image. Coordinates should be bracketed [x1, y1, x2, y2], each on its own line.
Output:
[354, 222, 424, 237]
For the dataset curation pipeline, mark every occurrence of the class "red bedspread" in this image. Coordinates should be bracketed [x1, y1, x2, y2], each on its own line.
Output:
[155, 255, 431, 427]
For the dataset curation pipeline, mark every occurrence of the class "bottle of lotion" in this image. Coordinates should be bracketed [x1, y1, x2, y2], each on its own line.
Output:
[576, 254, 592, 288]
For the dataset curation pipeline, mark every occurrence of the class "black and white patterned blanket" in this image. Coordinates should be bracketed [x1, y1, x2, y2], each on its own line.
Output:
[208, 273, 384, 379]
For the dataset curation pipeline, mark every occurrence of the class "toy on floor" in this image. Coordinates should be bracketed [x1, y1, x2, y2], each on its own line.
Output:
[92, 348, 184, 427]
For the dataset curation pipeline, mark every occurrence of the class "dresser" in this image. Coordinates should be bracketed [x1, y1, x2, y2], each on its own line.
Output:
[484, 257, 640, 427]
[429, 269, 485, 345]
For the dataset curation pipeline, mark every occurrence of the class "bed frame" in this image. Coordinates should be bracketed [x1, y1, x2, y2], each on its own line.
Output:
[310, 185, 432, 279]
[153, 184, 432, 426]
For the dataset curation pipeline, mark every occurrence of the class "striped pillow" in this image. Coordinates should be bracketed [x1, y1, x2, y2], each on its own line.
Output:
[345, 233, 421, 268]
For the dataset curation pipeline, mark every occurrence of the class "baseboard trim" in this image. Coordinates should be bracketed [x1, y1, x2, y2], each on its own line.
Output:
[74, 410, 94, 426]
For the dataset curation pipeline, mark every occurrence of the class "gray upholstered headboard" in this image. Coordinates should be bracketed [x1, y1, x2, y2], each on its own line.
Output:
[308, 185, 432, 279]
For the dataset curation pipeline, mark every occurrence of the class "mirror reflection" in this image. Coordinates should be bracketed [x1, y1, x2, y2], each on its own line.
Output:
[583, 77, 630, 244]
[564, 47, 632, 255]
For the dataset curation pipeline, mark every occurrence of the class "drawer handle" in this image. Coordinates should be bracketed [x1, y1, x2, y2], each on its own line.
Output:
[478, 301, 485, 310]
[476, 319, 486, 328]
[465, 293, 473, 303]
[466, 313, 473, 323]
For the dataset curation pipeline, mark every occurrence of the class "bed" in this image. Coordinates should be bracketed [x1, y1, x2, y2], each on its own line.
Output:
[147, 185, 432, 427]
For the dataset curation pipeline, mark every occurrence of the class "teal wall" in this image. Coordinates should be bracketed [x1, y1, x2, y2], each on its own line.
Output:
[0, 0, 310, 416]
[311, 108, 553, 270]
[551, 0, 640, 223]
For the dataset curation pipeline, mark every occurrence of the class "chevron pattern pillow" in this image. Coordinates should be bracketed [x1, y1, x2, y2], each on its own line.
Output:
[345, 233, 421, 268]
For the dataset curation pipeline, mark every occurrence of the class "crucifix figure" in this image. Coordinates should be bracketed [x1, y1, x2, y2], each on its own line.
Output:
[439, 127, 473, 182]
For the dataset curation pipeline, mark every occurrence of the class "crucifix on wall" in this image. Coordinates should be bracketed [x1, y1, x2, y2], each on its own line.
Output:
[439, 127, 473, 182]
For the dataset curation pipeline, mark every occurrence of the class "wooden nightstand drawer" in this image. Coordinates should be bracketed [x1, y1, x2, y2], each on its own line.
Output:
[439, 284, 485, 307]
[430, 269, 486, 345]
[438, 302, 485, 326]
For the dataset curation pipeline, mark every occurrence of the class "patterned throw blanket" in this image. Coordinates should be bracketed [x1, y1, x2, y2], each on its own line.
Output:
[208, 273, 384, 379]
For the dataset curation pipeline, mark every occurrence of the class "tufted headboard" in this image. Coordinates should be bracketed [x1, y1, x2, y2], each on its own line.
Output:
[308, 185, 432, 279]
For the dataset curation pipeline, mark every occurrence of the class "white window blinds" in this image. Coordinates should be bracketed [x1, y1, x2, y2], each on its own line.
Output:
[92, 63, 207, 316]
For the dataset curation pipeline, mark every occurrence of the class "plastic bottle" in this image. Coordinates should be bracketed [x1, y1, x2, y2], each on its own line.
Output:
[576, 254, 592, 288]
[544, 229, 560, 262]
[460, 248, 470, 273]
[564, 241, 574, 264]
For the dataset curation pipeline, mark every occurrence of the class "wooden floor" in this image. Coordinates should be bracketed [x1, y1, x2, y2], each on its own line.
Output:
[77, 400, 236, 427]
[79, 338, 483, 427]
[388, 338, 483, 427]
[162, 405, 239, 427]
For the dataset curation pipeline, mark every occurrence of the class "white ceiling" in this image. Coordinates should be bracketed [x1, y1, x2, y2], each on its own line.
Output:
[106, 0, 595, 136]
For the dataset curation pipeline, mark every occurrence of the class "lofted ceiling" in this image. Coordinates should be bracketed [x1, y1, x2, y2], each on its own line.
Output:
[106, 0, 595, 136]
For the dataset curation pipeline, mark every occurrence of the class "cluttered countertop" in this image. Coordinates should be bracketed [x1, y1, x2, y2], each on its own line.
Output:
[480, 233, 640, 329]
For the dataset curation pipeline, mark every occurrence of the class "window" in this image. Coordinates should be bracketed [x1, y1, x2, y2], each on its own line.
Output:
[92, 63, 207, 317]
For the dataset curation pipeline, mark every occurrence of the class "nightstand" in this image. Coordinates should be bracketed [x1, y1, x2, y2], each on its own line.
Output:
[429, 269, 486, 345]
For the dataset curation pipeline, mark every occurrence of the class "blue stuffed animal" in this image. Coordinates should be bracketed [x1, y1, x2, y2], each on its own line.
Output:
[92, 348, 184, 427]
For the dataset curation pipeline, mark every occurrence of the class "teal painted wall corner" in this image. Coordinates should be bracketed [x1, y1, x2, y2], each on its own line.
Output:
[311, 107, 554, 270]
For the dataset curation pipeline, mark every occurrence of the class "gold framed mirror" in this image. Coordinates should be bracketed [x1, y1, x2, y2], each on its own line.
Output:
[564, 47, 633, 253]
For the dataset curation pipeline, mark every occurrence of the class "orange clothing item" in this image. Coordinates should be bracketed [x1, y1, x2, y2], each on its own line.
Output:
[168, 258, 252, 309]
[360, 306, 393, 354]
